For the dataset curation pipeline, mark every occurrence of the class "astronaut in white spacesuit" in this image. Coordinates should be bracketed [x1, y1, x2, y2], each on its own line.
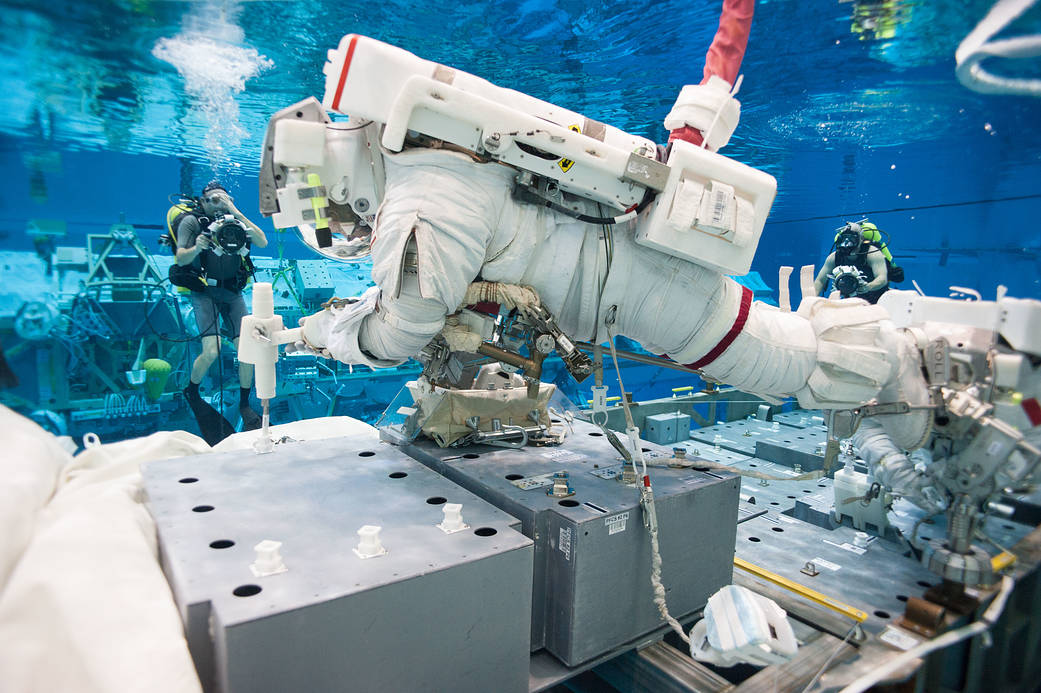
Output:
[260, 4, 932, 456]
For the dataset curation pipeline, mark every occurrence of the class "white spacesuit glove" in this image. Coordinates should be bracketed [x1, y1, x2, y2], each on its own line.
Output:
[853, 419, 946, 515]
[284, 310, 336, 359]
[292, 288, 405, 368]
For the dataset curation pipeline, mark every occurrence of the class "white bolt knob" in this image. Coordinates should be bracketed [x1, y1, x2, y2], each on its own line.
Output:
[853, 531, 870, 549]
[353, 525, 387, 558]
[439, 503, 468, 533]
[250, 539, 287, 577]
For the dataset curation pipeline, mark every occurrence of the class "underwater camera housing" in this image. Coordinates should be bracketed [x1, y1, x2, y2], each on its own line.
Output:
[831, 264, 866, 298]
[205, 215, 249, 256]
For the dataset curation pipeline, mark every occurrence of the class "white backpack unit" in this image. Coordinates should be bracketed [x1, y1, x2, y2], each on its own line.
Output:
[264, 34, 777, 276]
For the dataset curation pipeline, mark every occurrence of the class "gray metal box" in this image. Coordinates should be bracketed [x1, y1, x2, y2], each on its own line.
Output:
[143, 436, 533, 693]
[691, 418, 826, 470]
[772, 410, 827, 430]
[755, 438, 826, 471]
[293, 259, 335, 299]
[401, 420, 740, 667]
[645, 412, 692, 445]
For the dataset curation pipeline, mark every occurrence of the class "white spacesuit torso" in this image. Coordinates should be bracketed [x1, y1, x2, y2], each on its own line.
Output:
[320, 147, 923, 436]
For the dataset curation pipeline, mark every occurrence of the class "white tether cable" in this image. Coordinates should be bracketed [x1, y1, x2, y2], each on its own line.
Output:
[605, 320, 689, 644]
[956, 0, 1041, 96]
[839, 575, 1015, 693]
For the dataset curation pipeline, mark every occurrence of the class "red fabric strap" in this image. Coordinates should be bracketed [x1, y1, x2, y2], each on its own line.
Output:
[1023, 398, 1041, 427]
[668, 126, 705, 147]
[467, 301, 501, 315]
[668, 0, 754, 148]
[702, 0, 755, 85]
[682, 285, 753, 370]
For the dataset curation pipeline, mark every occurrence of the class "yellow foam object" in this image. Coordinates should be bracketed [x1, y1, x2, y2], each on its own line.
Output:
[992, 551, 1017, 572]
[307, 172, 329, 229]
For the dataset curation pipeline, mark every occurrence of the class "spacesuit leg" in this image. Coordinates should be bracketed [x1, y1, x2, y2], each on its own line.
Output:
[600, 231, 817, 398]
[599, 232, 930, 448]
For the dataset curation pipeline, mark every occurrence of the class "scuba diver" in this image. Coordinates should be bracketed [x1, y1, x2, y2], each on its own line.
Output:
[813, 220, 901, 304]
[169, 182, 268, 444]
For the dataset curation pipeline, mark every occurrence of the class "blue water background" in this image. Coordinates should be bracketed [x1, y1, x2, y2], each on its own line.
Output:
[0, 0, 1040, 433]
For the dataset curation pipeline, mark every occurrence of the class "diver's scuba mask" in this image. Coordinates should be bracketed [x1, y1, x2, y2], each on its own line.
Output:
[835, 222, 863, 252]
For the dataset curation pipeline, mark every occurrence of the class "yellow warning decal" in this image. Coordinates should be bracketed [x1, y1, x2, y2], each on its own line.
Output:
[558, 125, 581, 173]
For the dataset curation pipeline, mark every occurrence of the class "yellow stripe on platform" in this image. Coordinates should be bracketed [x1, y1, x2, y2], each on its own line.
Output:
[733, 556, 869, 623]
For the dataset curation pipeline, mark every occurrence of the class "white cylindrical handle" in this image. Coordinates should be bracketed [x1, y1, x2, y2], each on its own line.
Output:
[252, 282, 274, 319]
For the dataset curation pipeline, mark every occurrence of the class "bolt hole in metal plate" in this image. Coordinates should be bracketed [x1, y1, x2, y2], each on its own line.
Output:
[233, 584, 262, 597]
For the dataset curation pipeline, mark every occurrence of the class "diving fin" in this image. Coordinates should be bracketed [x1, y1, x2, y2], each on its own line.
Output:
[185, 392, 236, 446]
[240, 405, 262, 432]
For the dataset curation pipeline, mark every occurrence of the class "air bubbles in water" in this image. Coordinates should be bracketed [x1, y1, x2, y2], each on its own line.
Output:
[153, 2, 273, 177]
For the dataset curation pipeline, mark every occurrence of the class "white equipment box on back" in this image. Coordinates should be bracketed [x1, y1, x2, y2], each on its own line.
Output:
[635, 139, 776, 276]
[321, 34, 659, 211]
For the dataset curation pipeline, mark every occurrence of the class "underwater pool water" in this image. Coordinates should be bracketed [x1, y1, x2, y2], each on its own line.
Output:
[0, 0, 1039, 441]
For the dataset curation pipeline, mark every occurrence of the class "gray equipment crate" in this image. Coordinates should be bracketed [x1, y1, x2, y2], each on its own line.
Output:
[401, 419, 740, 667]
[143, 435, 533, 693]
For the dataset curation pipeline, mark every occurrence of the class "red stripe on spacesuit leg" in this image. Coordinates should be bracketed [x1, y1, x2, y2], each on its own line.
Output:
[681, 285, 753, 370]
[331, 35, 360, 113]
